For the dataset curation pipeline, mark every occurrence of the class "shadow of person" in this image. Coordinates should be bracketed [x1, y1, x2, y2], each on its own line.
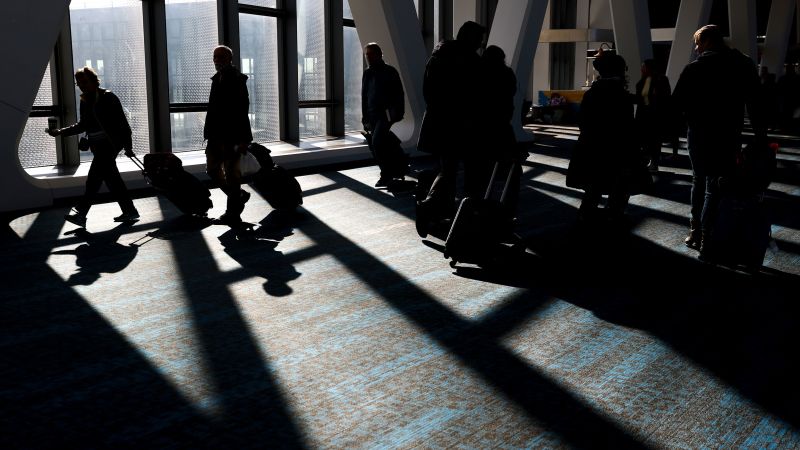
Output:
[53, 223, 139, 286]
[217, 210, 301, 297]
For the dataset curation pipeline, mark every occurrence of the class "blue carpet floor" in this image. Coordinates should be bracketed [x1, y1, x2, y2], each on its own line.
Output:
[2, 125, 799, 448]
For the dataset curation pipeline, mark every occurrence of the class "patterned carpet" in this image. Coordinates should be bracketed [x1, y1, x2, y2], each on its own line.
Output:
[2, 126, 799, 449]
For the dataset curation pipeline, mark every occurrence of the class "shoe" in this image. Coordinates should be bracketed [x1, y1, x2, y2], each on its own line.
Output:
[240, 190, 251, 205]
[214, 213, 242, 225]
[65, 209, 87, 227]
[114, 211, 140, 222]
[684, 220, 701, 250]
[375, 177, 391, 188]
[415, 201, 430, 238]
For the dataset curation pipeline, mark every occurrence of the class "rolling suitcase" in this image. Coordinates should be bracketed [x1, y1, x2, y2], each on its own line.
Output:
[444, 161, 518, 267]
[131, 153, 212, 216]
[247, 143, 303, 211]
[362, 130, 410, 179]
[707, 193, 771, 271]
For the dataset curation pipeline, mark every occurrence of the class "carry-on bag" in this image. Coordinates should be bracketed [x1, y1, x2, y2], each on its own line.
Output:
[362, 130, 410, 179]
[444, 161, 518, 267]
[247, 143, 303, 211]
[130, 153, 212, 216]
[707, 193, 771, 271]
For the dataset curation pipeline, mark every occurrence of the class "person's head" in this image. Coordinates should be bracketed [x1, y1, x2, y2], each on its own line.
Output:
[74, 66, 100, 94]
[213, 45, 234, 72]
[483, 45, 506, 65]
[693, 24, 725, 55]
[456, 21, 486, 53]
[364, 42, 383, 67]
[641, 58, 659, 77]
[593, 52, 627, 79]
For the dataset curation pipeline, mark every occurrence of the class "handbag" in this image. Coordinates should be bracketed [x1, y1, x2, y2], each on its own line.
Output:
[239, 150, 261, 178]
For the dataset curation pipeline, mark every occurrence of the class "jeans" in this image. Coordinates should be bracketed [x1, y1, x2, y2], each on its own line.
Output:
[688, 147, 722, 233]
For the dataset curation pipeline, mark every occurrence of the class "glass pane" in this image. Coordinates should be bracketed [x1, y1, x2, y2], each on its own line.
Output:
[299, 108, 326, 137]
[297, 0, 327, 101]
[19, 117, 58, 169]
[343, 0, 352, 19]
[239, 0, 277, 7]
[33, 63, 53, 107]
[240, 14, 280, 142]
[166, 0, 219, 104]
[171, 112, 208, 152]
[343, 27, 364, 133]
[70, 0, 150, 155]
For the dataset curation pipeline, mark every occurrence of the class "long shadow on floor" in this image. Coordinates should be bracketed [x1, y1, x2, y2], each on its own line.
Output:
[454, 185, 800, 429]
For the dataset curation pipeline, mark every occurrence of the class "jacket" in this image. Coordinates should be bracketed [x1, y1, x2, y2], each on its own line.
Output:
[61, 89, 132, 152]
[673, 47, 765, 175]
[361, 61, 405, 125]
[204, 65, 253, 144]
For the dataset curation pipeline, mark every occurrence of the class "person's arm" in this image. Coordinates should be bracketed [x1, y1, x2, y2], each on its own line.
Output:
[388, 66, 405, 124]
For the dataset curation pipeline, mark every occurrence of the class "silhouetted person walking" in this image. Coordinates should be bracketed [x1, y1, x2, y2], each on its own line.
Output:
[567, 51, 647, 224]
[361, 42, 406, 187]
[673, 25, 766, 256]
[479, 45, 522, 217]
[416, 21, 486, 237]
[635, 59, 677, 171]
[47, 66, 139, 227]
[205, 45, 253, 226]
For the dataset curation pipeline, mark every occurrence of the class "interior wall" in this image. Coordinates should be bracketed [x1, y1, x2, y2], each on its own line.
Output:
[0, 1, 71, 213]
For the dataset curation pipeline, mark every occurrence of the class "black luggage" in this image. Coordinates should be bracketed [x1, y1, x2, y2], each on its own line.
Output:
[247, 143, 303, 211]
[131, 153, 212, 216]
[444, 161, 518, 267]
[707, 193, 771, 271]
[362, 130, 410, 179]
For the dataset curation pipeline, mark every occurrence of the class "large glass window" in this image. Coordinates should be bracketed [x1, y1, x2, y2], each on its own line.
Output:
[298, 0, 327, 137]
[166, 0, 219, 151]
[239, 0, 277, 7]
[69, 0, 150, 155]
[240, 13, 281, 142]
[343, 26, 363, 133]
[18, 64, 58, 169]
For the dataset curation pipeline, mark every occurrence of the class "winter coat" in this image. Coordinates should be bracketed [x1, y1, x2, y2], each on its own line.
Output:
[61, 89, 132, 152]
[672, 47, 764, 176]
[567, 78, 648, 193]
[361, 61, 405, 126]
[204, 65, 253, 144]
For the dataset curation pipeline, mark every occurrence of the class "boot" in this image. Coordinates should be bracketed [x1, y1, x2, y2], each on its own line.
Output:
[698, 230, 717, 263]
[684, 219, 701, 250]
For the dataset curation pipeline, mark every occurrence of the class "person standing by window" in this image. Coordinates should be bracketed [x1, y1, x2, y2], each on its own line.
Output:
[47, 66, 139, 227]
[361, 42, 406, 187]
[204, 45, 253, 226]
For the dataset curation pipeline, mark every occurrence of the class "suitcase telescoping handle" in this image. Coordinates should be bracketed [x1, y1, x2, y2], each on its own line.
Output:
[484, 161, 518, 204]
[128, 154, 151, 184]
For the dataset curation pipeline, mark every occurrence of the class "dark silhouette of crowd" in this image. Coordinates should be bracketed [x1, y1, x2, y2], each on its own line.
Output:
[43, 19, 778, 270]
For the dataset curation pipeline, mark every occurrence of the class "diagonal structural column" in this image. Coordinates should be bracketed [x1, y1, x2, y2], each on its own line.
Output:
[609, 0, 653, 88]
[487, 0, 549, 142]
[761, 0, 797, 76]
[347, 0, 427, 144]
[0, 0, 70, 212]
[666, 0, 713, 86]
[728, 0, 758, 62]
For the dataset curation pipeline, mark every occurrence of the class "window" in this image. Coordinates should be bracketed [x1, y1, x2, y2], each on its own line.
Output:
[343, 2, 363, 133]
[166, 0, 219, 151]
[239, 12, 281, 142]
[297, 0, 328, 137]
[18, 64, 58, 169]
[69, 0, 150, 155]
